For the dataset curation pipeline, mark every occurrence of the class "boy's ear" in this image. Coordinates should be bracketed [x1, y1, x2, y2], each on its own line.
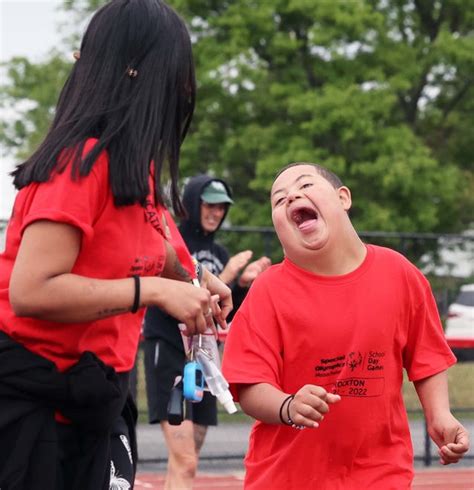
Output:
[338, 186, 352, 211]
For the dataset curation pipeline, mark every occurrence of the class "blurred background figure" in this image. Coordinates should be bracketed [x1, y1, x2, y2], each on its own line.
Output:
[143, 174, 271, 490]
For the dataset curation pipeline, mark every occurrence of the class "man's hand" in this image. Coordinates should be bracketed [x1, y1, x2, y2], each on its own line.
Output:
[238, 256, 271, 287]
[219, 250, 253, 284]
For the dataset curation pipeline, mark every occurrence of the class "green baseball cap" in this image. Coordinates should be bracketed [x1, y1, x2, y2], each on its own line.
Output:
[201, 180, 234, 204]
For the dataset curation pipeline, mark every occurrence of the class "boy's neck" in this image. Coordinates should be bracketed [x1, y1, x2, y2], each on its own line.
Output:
[296, 232, 367, 276]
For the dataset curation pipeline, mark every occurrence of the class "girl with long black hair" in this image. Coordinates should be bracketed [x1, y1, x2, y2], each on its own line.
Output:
[0, 1, 231, 489]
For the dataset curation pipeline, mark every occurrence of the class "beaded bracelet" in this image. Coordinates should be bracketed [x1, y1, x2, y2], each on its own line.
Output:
[278, 395, 294, 425]
[278, 395, 305, 430]
[286, 396, 306, 430]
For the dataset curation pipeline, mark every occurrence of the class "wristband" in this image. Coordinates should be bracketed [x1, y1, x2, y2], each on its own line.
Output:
[131, 275, 140, 313]
[279, 395, 294, 425]
[286, 396, 305, 430]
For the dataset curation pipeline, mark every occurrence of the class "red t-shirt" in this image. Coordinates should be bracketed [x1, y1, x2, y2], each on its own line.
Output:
[0, 139, 168, 372]
[159, 207, 196, 279]
[222, 244, 456, 490]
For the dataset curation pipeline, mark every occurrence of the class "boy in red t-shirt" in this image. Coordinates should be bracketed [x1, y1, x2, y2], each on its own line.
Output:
[222, 162, 470, 489]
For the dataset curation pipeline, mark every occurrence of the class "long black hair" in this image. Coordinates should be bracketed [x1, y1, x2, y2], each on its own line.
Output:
[12, 0, 195, 214]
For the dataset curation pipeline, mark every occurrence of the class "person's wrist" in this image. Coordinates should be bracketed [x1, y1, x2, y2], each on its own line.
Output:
[237, 276, 250, 288]
[218, 271, 232, 285]
[143, 276, 167, 309]
[279, 395, 294, 425]
[278, 394, 306, 430]
[130, 275, 140, 313]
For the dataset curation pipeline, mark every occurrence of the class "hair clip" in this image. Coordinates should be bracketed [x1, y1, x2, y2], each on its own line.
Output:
[73, 51, 81, 61]
[127, 68, 138, 78]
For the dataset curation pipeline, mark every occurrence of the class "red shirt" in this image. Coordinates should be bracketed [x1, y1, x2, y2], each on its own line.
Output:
[222, 245, 456, 489]
[159, 207, 196, 279]
[0, 139, 168, 372]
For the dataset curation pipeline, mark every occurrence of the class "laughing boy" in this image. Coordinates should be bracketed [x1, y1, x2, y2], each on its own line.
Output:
[222, 163, 469, 489]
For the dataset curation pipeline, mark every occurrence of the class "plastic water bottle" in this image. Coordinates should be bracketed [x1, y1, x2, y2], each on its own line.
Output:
[193, 330, 237, 414]
[187, 276, 237, 414]
[192, 328, 221, 368]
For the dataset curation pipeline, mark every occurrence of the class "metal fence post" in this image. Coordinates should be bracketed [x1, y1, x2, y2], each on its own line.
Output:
[263, 231, 272, 258]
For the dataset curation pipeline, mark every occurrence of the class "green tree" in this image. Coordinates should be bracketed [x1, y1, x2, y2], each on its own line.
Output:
[172, 0, 473, 237]
[1, 54, 72, 160]
[1, 0, 473, 259]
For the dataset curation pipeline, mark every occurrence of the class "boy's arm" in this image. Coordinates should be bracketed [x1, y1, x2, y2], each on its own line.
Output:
[239, 382, 340, 428]
[414, 370, 470, 465]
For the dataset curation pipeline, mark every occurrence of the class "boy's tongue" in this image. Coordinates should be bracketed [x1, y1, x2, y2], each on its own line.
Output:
[293, 208, 319, 233]
[298, 218, 318, 233]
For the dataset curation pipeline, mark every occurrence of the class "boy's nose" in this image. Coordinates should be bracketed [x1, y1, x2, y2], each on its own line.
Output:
[287, 191, 302, 204]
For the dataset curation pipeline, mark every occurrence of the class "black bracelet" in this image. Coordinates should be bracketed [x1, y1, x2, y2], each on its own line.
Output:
[131, 275, 140, 313]
[279, 395, 294, 425]
[286, 396, 305, 430]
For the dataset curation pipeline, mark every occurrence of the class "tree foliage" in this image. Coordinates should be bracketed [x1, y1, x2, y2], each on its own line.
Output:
[1, 0, 473, 253]
[0, 54, 72, 159]
[173, 0, 474, 238]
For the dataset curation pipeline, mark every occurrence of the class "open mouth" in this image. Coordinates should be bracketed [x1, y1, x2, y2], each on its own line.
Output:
[290, 206, 318, 227]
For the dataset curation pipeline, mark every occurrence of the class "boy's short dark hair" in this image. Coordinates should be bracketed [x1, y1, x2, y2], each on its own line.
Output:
[275, 162, 344, 189]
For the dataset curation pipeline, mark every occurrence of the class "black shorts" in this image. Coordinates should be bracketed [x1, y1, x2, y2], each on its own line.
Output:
[143, 338, 218, 426]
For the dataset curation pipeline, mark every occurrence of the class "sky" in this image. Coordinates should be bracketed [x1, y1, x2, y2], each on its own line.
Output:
[0, 0, 65, 219]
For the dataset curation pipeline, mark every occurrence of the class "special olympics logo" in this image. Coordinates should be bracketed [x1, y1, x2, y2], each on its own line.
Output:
[346, 351, 362, 371]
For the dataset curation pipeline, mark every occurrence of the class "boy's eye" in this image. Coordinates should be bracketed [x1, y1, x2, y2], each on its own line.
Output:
[301, 182, 313, 189]
[274, 196, 285, 206]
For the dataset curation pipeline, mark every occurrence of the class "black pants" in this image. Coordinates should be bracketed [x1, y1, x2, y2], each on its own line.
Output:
[56, 416, 134, 489]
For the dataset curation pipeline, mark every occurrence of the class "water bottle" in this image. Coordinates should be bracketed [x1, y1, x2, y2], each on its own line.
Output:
[188, 276, 237, 414]
[192, 328, 221, 368]
[193, 330, 237, 414]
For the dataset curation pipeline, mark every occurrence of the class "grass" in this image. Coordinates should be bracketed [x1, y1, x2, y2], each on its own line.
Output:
[135, 349, 474, 423]
[403, 361, 474, 416]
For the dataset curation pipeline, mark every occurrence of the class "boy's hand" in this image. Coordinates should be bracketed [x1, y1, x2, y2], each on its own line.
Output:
[428, 414, 470, 465]
[289, 384, 341, 429]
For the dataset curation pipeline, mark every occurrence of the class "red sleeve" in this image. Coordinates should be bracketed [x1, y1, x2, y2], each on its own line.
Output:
[222, 274, 284, 401]
[403, 279, 456, 381]
[159, 207, 196, 279]
[20, 139, 108, 241]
